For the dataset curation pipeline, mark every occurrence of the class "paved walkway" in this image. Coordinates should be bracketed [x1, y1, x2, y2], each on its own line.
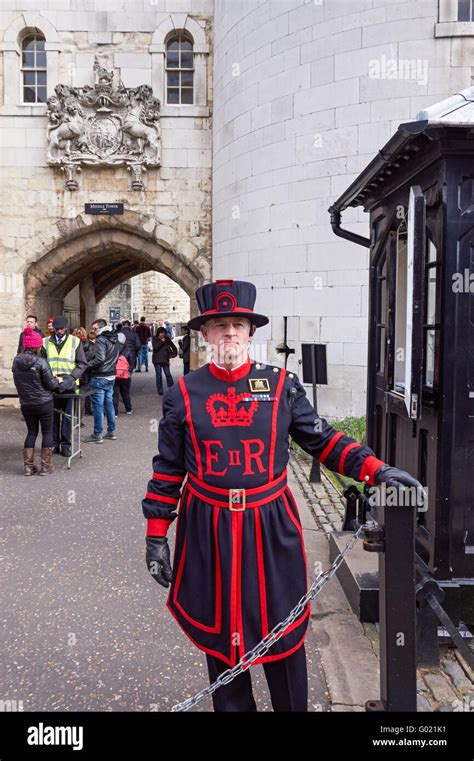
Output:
[2, 363, 471, 712]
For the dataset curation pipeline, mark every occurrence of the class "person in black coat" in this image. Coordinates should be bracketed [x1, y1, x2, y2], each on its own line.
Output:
[136, 317, 152, 372]
[113, 333, 133, 415]
[120, 320, 141, 371]
[82, 330, 96, 416]
[178, 326, 191, 375]
[85, 319, 120, 443]
[17, 314, 43, 354]
[151, 327, 177, 395]
[12, 327, 63, 476]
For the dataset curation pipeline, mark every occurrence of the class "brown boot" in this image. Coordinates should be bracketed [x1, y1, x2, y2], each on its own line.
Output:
[39, 447, 53, 476]
[23, 448, 38, 476]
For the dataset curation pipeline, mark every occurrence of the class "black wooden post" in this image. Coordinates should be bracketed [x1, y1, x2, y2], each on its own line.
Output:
[309, 344, 321, 483]
[366, 497, 417, 712]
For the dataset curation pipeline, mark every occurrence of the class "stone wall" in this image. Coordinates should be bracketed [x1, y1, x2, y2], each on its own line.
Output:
[212, 0, 471, 418]
[0, 0, 213, 387]
[90, 272, 190, 328]
[129, 271, 190, 324]
[4, 0, 473, 417]
[93, 281, 131, 326]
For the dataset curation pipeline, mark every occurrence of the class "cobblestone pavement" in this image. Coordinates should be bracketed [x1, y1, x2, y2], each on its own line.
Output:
[291, 450, 345, 533]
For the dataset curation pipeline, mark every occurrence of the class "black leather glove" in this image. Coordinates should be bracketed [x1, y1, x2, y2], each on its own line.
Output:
[146, 536, 173, 588]
[374, 465, 422, 489]
[373, 465, 427, 509]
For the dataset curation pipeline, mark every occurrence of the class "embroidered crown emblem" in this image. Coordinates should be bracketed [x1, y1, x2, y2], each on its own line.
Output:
[206, 387, 258, 427]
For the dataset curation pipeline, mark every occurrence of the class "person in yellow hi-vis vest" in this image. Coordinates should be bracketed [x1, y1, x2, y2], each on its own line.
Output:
[41, 315, 87, 457]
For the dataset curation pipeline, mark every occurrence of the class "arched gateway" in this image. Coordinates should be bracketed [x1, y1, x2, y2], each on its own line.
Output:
[24, 209, 206, 325]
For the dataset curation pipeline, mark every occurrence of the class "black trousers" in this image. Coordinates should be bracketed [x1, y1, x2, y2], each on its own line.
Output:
[113, 377, 132, 413]
[21, 401, 54, 448]
[52, 396, 73, 447]
[205, 643, 308, 712]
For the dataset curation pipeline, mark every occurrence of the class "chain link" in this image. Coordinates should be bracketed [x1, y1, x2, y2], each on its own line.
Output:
[171, 522, 369, 712]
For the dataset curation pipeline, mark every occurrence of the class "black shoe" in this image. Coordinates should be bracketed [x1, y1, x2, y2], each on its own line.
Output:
[61, 446, 72, 457]
[145, 368, 149, 372]
[136, 369, 141, 373]
[158, 391, 163, 396]
[53, 445, 61, 454]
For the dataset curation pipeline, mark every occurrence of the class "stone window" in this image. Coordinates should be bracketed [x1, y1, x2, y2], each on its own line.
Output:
[0, 13, 59, 115]
[436, 0, 474, 35]
[166, 34, 194, 105]
[21, 34, 47, 104]
[458, 0, 474, 20]
[150, 14, 209, 117]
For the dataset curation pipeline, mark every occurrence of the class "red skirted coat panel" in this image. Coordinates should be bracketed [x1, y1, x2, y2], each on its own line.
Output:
[142, 355, 385, 666]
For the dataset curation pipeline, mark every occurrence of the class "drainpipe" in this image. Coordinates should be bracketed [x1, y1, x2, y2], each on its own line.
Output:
[329, 206, 370, 248]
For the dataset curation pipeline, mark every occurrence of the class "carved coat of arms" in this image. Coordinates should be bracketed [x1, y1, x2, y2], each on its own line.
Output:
[46, 57, 161, 190]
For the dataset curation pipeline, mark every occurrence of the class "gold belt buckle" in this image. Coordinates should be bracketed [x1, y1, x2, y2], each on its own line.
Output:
[229, 488, 246, 511]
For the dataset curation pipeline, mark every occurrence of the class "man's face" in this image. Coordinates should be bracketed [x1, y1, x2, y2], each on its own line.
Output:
[158, 333, 166, 342]
[26, 317, 36, 329]
[201, 316, 253, 365]
[53, 327, 67, 337]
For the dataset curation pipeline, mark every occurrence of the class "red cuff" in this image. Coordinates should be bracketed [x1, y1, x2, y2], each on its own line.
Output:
[358, 455, 386, 486]
[146, 518, 172, 537]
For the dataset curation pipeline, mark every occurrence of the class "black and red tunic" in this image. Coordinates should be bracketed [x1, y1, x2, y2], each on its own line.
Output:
[142, 354, 385, 667]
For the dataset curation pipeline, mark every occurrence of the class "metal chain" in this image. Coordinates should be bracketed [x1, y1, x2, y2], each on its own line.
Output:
[171, 522, 370, 712]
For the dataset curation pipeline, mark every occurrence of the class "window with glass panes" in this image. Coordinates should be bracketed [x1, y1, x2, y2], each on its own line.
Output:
[423, 238, 440, 390]
[376, 255, 388, 374]
[393, 217, 408, 393]
[22, 34, 47, 103]
[458, 0, 474, 20]
[166, 36, 194, 105]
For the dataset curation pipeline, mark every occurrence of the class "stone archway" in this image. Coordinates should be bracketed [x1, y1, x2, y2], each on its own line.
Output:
[20, 209, 210, 370]
[23, 209, 209, 328]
